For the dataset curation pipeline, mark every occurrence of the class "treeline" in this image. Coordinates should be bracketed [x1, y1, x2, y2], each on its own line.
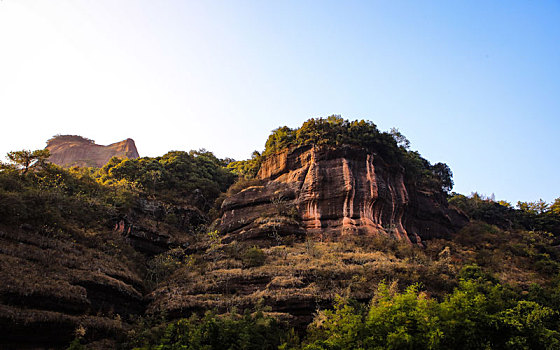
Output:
[0, 148, 236, 232]
[450, 193, 560, 235]
[97, 149, 235, 210]
[46, 134, 95, 145]
[228, 116, 454, 193]
[0, 150, 120, 232]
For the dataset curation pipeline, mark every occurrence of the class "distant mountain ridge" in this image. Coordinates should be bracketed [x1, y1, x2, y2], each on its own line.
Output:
[46, 135, 139, 168]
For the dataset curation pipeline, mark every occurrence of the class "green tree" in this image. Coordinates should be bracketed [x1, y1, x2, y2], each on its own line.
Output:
[227, 151, 263, 179]
[97, 150, 235, 211]
[390, 127, 411, 150]
[432, 162, 454, 193]
[304, 284, 441, 350]
[264, 126, 295, 156]
[5, 149, 50, 174]
[132, 311, 288, 350]
[551, 198, 560, 215]
[517, 199, 550, 215]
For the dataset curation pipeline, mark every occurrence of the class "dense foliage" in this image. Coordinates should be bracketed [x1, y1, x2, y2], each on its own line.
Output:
[227, 151, 263, 179]
[450, 193, 560, 235]
[262, 116, 405, 160]
[129, 311, 292, 350]
[297, 270, 560, 350]
[97, 150, 235, 211]
[0, 158, 123, 232]
[0, 147, 236, 232]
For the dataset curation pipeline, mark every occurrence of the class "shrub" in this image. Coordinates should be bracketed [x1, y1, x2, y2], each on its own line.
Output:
[146, 248, 190, 285]
[225, 178, 264, 196]
[242, 246, 266, 268]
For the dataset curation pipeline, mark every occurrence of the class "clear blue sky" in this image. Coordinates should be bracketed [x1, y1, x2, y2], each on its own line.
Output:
[0, 1, 558, 204]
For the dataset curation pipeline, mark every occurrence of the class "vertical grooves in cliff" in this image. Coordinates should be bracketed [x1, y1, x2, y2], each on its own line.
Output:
[341, 158, 356, 235]
[301, 148, 321, 231]
[219, 144, 467, 243]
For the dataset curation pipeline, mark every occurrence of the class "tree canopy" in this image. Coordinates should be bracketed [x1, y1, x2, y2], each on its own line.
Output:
[97, 150, 235, 210]
[4, 149, 50, 174]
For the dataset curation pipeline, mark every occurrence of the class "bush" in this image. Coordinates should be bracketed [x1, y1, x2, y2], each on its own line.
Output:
[449, 193, 560, 234]
[146, 248, 190, 285]
[225, 178, 264, 196]
[0, 165, 116, 231]
[242, 246, 266, 268]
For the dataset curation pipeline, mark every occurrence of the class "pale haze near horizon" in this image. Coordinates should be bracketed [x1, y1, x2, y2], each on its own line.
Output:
[0, 1, 558, 204]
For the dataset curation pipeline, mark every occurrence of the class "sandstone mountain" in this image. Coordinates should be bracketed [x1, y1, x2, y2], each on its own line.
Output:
[46, 135, 139, 168]
[218, 144, 467, 246]
[2, 117, 559, 348]
[145, 142, 469, 329]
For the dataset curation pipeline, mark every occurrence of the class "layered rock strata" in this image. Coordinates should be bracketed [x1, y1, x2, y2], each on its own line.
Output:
[219, 145, 466, 244]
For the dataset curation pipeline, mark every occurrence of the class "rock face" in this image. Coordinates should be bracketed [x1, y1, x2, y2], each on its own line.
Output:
[115, 198, 207, 256]
[219, 145, 466, 244]
[46, 135, 139, 168]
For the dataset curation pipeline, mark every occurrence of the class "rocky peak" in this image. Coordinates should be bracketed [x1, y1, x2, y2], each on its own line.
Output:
[219, 144, 467, 244]
[46, 135, 140, 168]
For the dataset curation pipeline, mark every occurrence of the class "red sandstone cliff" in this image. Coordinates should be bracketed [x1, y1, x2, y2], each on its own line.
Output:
[218, 145, 467, 244]
[46, 135, 139, 168]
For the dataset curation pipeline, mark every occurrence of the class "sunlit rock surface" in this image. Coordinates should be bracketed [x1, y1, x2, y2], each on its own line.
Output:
[219, 145, 467, 244]
[46, 135, 139, 168]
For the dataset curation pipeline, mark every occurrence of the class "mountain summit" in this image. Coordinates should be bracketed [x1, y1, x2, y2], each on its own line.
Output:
[46, 135, 139, 168]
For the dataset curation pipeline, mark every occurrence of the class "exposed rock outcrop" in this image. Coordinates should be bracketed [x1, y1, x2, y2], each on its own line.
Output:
[115, 198, 207, 255]
[46, 135, 139, 168]
[218, 145, 466, 244]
